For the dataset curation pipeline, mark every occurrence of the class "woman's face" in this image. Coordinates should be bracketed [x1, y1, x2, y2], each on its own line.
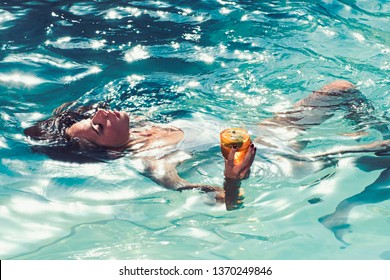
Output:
[66, 109, 130, 148]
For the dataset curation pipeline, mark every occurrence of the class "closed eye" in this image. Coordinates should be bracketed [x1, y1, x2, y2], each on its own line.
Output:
[91, 122, 103, 135]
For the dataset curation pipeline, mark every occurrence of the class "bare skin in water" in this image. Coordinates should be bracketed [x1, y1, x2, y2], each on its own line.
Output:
[25, 80, 390, 217]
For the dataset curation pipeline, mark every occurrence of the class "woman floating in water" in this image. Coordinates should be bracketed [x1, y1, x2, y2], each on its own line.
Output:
[24, 93, 256, 207]
[24, 80, 390, 214]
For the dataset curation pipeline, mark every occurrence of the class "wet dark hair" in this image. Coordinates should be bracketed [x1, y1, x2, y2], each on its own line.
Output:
[25, 109, 87, 142]
[24, 101, 121, 163]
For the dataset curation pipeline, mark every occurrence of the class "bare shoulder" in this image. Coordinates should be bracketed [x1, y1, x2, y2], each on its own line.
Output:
[128, 124, 184, 154]
[150, 125, 184, 137]
[151, 125, 185, 146]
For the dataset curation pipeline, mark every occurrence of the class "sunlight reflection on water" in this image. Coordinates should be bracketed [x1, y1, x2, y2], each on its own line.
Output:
[0, 0, 389, 260]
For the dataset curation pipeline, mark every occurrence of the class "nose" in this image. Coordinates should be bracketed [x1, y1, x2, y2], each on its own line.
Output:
[94, 109, 119, 122]
[92, 109, 107, 123]
[99, 109, 109, 116]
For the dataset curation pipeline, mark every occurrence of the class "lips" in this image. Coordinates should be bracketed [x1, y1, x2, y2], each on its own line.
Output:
[104, 110, 120, 119]
[114, 110, 121, 118]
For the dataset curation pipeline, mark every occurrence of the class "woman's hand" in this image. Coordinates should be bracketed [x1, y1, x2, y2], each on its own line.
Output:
[224, 143, 256, 180]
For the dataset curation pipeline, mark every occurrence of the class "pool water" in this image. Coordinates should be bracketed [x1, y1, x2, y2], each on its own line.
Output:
[1, 0, 390, 260]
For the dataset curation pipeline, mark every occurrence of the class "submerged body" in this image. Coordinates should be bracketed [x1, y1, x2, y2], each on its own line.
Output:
[24, 80, 390, 214]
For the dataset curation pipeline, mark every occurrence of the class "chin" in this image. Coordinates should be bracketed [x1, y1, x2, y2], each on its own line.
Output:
[122, 111, 129, 118]
[121, 111, 130, 126]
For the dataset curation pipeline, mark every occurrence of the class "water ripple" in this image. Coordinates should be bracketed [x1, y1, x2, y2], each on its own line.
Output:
[1, 0, 390, 260]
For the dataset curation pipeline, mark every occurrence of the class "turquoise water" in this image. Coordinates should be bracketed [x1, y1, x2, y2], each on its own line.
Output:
[1, 0, 390, 260]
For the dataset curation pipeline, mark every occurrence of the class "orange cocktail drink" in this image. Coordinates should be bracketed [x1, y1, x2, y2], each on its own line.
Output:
[220, 128, 251, 164]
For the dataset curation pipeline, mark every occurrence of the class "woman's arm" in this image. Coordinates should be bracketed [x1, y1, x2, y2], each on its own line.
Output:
[221, 144, 257, 210]
[142, 158, 224, 192]
[141, 144, 257, 204]
[223, 143, 257, 180]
